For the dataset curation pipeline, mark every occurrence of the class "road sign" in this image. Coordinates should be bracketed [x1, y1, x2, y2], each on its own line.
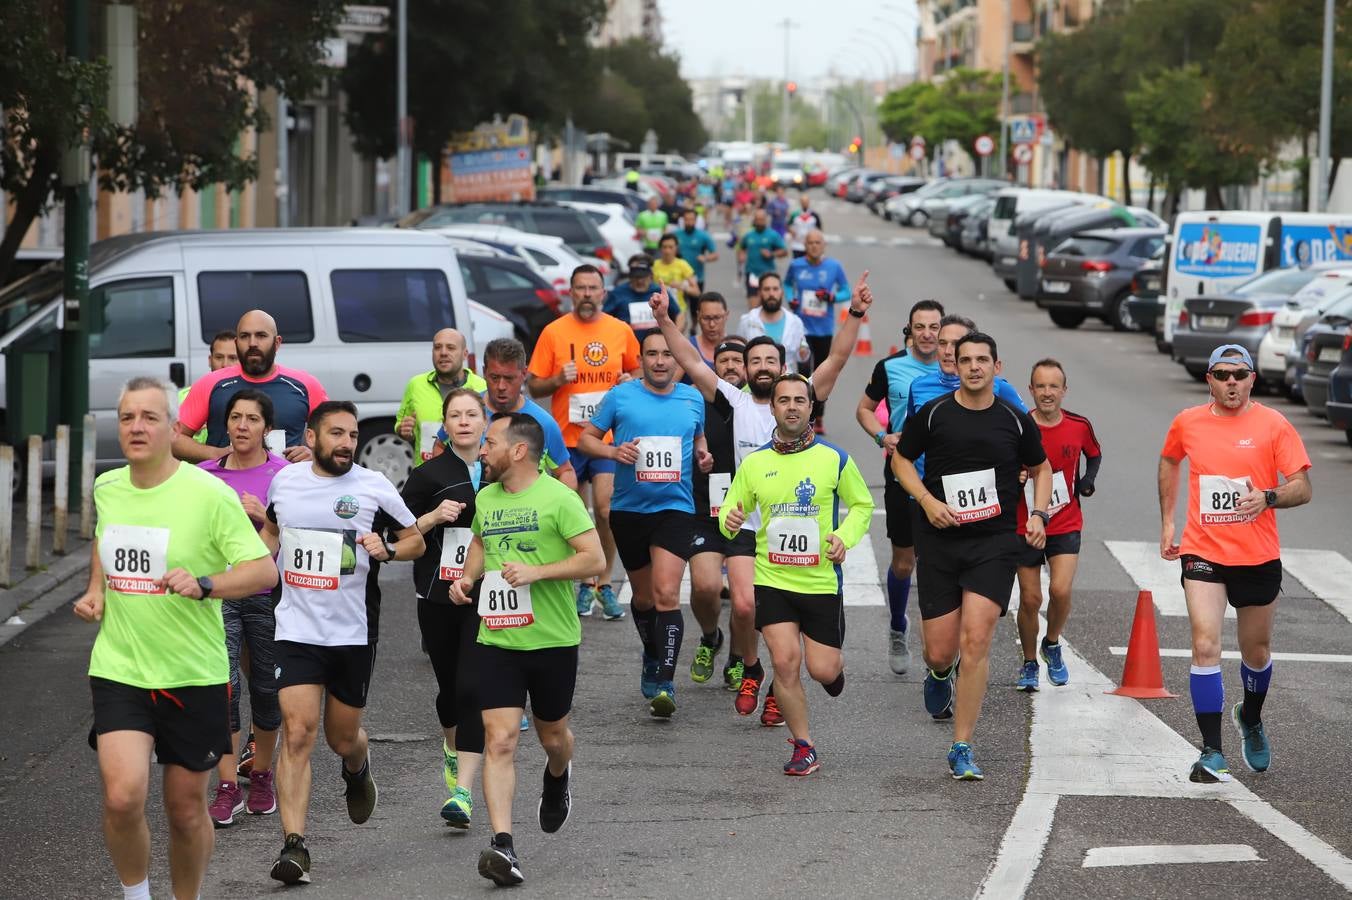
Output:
[1010, 117, 1037, 145]
[974, 134, 995, 157]
[910, 143, 926, 161]
[1013, 143, 1034, 164]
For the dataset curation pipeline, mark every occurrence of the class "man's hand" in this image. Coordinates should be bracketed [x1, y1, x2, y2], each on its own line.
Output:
[825, 534, 846, 564]
[1024, 516, 1047, 550]
[560, 360, 579, 384]
[397, 414, 417, 441]
[500, 561, 538, 587]
[648, 284, 673, 322]
[240, 492, 267, 525]
[449, 578, 474, 605]
[160, 568, 203, 599]
[1160, 520, 1181, 561]
[73, 589, 104, 622]
[614, 439, 640, 465]
[760, 247, 772, 259]
[1018, 468, 1029, 486]
[433, 499, 466, 525]
[1235, 485, 1266, 522]
[724, 501, 746, 532]
[359, 532, 390, 561]
[919, 494, 959, 529]
[881, 433, 901, 456]
[851, 269, 873, 315]
[696, 448, 714, 474]
[283, 445, 312, 463]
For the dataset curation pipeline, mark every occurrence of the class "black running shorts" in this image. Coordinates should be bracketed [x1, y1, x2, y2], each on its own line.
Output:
[475, 644, 579, 722]
[90, 677, 231, 772]
[754, 585, 846, 649]
[914, 531, 1023, 620]
[884, 479, 915, 548]
[1015, 530, 1082, 569]
[274, 640, 378, 709]
[1180, 555, 1282, 608]
[688, 515, 756, 558]
[610, 509, 697, 571]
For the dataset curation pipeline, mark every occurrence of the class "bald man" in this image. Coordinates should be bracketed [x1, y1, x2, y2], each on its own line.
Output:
[173, 310, 329, 463]
[395, 328, 488, 466]
[783, 231, 849, 431]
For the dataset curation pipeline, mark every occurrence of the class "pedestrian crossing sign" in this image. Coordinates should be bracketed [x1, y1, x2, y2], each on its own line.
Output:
[1010, 117, 1037, 145]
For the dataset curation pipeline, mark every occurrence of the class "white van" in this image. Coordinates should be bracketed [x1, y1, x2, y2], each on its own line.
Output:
[0, 228, 511, 488]
[989, 189, 1105, 288]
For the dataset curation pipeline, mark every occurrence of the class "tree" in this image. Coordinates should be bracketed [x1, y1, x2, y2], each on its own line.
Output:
[575, 40, 708, 154]
[0, 0, 345, 284]
[878, 81, 940, 143]
[878, 69, 999, 151]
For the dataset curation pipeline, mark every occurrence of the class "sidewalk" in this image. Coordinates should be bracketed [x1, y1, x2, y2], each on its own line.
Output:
[0, 501, 91, 648]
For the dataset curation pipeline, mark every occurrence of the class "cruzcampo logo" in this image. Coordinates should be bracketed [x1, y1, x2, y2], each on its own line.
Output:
[333, 495, 360, 519]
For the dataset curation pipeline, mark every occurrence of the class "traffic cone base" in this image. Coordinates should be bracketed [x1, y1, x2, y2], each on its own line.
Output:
[854, 314, 873, 356]
[1107, 589, 1177, 699]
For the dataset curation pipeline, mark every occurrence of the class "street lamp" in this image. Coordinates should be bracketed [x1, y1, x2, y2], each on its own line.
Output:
[853, 30, 900, 86]
[872, 17, 916, 75]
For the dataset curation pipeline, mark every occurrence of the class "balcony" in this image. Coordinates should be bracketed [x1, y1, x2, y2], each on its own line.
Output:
[1011, 21, 1035, 53]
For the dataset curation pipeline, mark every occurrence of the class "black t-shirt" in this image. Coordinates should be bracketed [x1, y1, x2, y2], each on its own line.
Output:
[692, 392, 736, 520]
[897, 392, 1047, 538]
[399, 451, 479, 604]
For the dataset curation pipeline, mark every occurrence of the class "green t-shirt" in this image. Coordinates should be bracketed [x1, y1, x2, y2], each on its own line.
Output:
[636, 209, 669, 250]
[89, 462, 270, 689]
[396, 368, 490, 467]
[472, 474, 595, 650]
[719, 440, 874, 595]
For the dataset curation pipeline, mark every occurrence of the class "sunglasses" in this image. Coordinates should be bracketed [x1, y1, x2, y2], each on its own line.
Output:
[1208, 368, 1252, 381]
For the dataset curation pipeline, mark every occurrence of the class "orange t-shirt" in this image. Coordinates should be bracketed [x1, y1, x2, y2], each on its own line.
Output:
[528, 312, 640, 446]
[1160, 402, 1310, 566]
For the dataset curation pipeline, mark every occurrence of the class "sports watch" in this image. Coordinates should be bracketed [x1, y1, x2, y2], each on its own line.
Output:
[196, 575, 214, 599]
[1264, 489, 1278, 508]
[383, 540, 399, 561]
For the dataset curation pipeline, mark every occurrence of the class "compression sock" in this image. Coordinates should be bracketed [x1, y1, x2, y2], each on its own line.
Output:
[655, 610, 684, 683]
[632, 605, 658, 658]
[122, 880, 151, 900]
[823, 670, 845, 697]
[1240, 658, 1273, 726]
[1190, 664, 1225, 750]
[886, 570, 910, 633]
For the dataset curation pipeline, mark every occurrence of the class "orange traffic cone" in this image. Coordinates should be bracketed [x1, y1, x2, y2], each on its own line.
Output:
[1107, 590, 1177, 699]
[854, 314, 874, 356]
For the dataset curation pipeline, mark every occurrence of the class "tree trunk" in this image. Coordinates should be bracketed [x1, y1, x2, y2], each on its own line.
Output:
[1120, 154, 1133, 207]
[0, 150, 59, 286]
[1148, 173, 1156, 212]
[431, 152, 442, 206]
[1205, 181, 1225, 210]
[1302, 133, 1312, 211]
[1329, 156, 1342, 205]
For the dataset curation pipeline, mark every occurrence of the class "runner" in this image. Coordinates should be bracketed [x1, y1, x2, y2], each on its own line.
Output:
[174, 309, 328, 463]
[635, 194, 669, 253]
[689, 293, 732, 370]
[651, 234, 701, 322]
[766, 184, 790, 237]
[446, 414, 605, 887]
[198, 389, 289, 828]
[528, 264, 641, 619]
[893, 332, 1052, 781]
[674, 207, 719, 293]
[653, 276, 874, 722]
[396, 328, 488, 467]
[783, 230, 849, 429]
[738, 273, 810, 374]
[1158, 345, 1312, 782]
[401, 388, 489, 828]
[737, 209, 789, 302]
[74, 377, 275, 900]
[178, 330, 238, 444]
[603, 253, 684, 333]
[468, 337, 578, 489]
[906, 315, 1025, 418]
[262, 400, 425, 885]
[718, 374, 873, 775]
[577, 329, 710, 718]
[1014, 359, 1103, 691]
[787, 194, 823, 258]
[855, 300, 945, 674]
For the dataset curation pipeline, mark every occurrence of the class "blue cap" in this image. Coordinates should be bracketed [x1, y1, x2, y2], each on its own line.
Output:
[1208, 344, 1253, 369]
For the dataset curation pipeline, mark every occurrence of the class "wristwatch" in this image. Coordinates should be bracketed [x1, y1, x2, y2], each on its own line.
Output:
[1030, 509, 1051, 524]
[1264, 489, 1278, 508]
[383, 540, 399, 561]
[874, 430, 886, 448]
[196, 575, 214, 599]
[848, 307, 866, 319]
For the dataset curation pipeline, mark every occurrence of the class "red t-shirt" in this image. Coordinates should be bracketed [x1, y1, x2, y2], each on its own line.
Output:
[1160, 402, 1311, 566]
[1017, 410, 1102, 536]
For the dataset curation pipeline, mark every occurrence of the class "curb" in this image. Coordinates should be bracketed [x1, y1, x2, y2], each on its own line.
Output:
[0, 547, 90, 649]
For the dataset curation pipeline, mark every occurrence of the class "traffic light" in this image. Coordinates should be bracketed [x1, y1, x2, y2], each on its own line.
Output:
[786, 81, 797, 96]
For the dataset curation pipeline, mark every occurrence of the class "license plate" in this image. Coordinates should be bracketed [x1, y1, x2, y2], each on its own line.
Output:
[1042, 281, 1070, 294]
[1143, 277, 1161, 291]
[1319, 346, 1343, 363]
[1001, 257, 1016, 267]
[1197, 315, 1229, 329]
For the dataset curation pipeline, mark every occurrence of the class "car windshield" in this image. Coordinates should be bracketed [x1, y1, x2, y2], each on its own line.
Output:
[1051, 236, 1120, 257]
[0, 267, 63, 335]
[1286, 274, 1352, 307]
[1232, 266, 1320, 298]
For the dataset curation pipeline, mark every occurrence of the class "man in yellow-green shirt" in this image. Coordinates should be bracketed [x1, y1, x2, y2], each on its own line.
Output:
[397, 328, 488, 465]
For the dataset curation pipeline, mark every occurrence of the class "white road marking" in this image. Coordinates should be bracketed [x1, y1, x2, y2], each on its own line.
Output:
[1279, 548, 1352, 624]
[1110, 647, 1352, 663]
[1104, 540, 1234, 618]
[1081, 844, 1261, 868]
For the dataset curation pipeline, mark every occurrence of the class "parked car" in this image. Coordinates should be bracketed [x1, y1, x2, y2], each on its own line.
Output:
[1036, 228, 1166, 330]
[456, 254, 563, 353]
[993, 200, 1081, 291]
[929, 192, 999, 247]
[538, 185, 644, 215]
[890, 177, 1006, 228]
[1287, 288, 1352, 399]
[1325, 346, 1352, 446]
[555, 199, 642, 264]
[958, 195, 998, 259]
[1255, 267, 1352, 388]
[1122, 255, 1165, 338]
[845, 171, 894, 203]
[1169, 265, 1323, 382]
[1017, 204, 1143, 300]
[865, 176, 926, 215]
[424, 224, 589, 299]
[403, 200, 614, 264]
[824, 167, 858, 195]
[769, 156, 807, 188]
[1299, 321, 1351, 417]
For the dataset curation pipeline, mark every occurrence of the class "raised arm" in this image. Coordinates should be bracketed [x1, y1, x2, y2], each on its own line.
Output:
[809, 269, 873, 400]
[651, 285, 718, 401]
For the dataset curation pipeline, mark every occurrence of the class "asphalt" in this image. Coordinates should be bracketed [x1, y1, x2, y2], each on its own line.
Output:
[2, 194, 1351, 898]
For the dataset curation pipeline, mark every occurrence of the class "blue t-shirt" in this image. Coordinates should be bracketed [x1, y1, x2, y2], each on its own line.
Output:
[740, 228, 787, 277]
[762, 317, 787, 344]
[603, 282, 681, 332]
[435, 396, 570, 474]
[767, 196, 789, 233]
[674, 227, 717, 282]
[905, 371, 1027, 478]
[591, 380, 704, 514]
[784, 256, 850, 338]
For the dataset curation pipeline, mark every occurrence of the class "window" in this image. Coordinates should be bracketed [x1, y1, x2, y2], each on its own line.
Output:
[586, 211, 607, 225]
[481, 262, 539, 291]
[89, 277, 175, 359]
[532, 211, 594, 248]
[458, 261, 480, 293]
[198, 271, 313, 342]
[525, 247, 561, 268]
[1130, 237, 1165, 258]
[331, 269, 455, 342]
[1051, 237, 1118, 258]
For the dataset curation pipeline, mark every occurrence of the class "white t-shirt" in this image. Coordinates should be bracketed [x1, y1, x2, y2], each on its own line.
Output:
[716, 379, 782, 533]
[267, 463, 416, 646]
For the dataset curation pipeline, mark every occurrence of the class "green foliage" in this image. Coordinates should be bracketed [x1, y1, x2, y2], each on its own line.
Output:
[1037, 18, 1135, 160]
[877, 81, 940, 143]
[878, 68, 999, 149]
[573, 39, 708, 154]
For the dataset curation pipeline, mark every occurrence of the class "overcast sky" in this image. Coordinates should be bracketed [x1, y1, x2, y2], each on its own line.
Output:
[657, 0, 920, 84]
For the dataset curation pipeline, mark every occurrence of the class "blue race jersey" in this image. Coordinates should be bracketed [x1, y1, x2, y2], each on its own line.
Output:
[784, 256, 850, 337]
[591, 380, 705, 514]
[603, 282, 680, 332]
[739, 228, 787, 277]
[675, 227, 717, 282]
[905, 372, 1027, 478]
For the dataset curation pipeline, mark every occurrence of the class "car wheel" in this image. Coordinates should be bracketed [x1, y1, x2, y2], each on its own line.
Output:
[908, 210, 929, 227]
[356, 418, 414, 491]
[1048, 309, 1086, 329]
[1107, 292, 1136, 332]
[1184, 364, 1209, 382]
[1003, 278, 1017, 292]
[1345, 427, 1352, 449]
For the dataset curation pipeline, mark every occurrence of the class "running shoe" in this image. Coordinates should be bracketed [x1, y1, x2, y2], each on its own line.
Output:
[923, 666, 955, 719]
[341, 755, 378, 824]
[1041, 642, 1069, 686]
[443, 740, 458, 794]
[208, 781, 245, 828]
[760, 694, 785, 727]
[724, 658, 745, 692]
[537, 763, 572, 833]
[270, 833, 311, 885]
[598, 584, 624, 620]
[1016, 660, 1040, 692]
[640, 653, 660, 699]
[1231, 703, 1271, 772]
[576, 583, 596, 617]
[783, 738, 820, 776]
[650, 685, 676, 719]
[520, 713, 530, 732]
[441, 786, 472, 829]
[690, 630, 722, 683]
[236, 732, 257, 780]
[478, 840, 524, 887]
[1189, 747, 1233, 783]
[888, 628, 910, 675]
[734, 675, 763, 716]
[247, 769, 277, 815]
[947, 742, 984, 781]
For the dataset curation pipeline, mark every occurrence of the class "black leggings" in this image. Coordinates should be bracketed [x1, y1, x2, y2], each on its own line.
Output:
[416, 598, 484, 754]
